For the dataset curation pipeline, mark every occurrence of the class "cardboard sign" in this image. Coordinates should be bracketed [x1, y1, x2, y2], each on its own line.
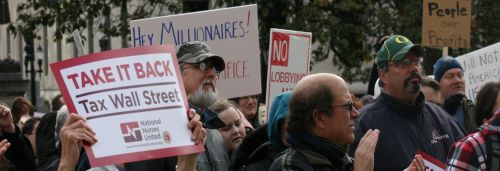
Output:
[129, 5, 261, 99]
[418, 151, 446, 171]
[455, 42, 500, 102]
[50, 45, 204, 167]
[422, 0, 471, 48]
[265, 28, 311, 117]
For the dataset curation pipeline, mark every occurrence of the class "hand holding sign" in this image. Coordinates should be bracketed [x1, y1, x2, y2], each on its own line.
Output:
[50, 45, 204, 167]
[404, 154, 425, 171]
[187, 109, 206, 145]
[58, 113, 97, 171]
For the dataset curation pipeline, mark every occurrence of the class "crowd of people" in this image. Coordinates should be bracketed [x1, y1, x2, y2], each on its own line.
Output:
[0, 35, 499, 171]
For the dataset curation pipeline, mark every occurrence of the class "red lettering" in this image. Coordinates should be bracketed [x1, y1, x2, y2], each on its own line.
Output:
[81, 72, 94, 88]
[90, 68, 106, 85]
[116, 65, 124, 81]
[161, 60, 173, 76]
[67, 73, 80, 89]
[134, 63, 145, 79]
[154, 61, 164, 77]
[145, 62, 158, 78]
[119, 64, 131, 80]
[102, 67, 115, 82]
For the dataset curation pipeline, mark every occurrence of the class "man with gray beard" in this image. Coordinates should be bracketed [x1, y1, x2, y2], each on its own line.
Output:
[125, 41, 226, 171]
[188, 79, 219, 109]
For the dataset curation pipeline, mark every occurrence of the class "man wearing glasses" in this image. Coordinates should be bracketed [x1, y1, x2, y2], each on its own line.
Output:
[270, 73, 384, 171]
[349, 35, 466, 170]
[125, 41, 225, 171]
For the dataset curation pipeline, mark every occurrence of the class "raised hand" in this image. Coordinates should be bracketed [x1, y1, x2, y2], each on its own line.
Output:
[0, 104, 15, 133]
[57, 113, 97, 171]
[354, 129, 380, 171]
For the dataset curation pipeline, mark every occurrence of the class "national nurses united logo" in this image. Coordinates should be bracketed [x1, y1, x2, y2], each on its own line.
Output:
[120, 122, 143, 143]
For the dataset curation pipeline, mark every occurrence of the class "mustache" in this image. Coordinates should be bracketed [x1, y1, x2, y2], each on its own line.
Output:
[407, 72, 422, 81]
[202, 79, 215, 85]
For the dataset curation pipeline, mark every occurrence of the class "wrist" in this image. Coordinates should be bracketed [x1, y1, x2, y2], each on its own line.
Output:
[57, 161, 76, 171]
[2, 124, 16, 134]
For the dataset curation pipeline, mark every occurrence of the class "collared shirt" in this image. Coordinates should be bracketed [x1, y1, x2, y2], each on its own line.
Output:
[447, 111, 500, 171]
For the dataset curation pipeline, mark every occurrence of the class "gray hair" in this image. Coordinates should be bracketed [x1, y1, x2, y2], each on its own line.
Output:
[55, 105, 69, 147]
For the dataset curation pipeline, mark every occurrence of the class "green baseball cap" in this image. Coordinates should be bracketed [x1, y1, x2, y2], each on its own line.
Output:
[376, 35, 425, 70]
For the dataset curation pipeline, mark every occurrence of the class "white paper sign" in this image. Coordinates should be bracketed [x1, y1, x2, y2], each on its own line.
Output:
[455, 42, 500, 102]
[265, 28, 311, 117]
[50, 45, 203, 167]
[129, 5, 261, 99]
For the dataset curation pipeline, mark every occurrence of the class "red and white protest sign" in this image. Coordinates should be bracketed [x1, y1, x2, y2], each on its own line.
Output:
[50, 45, 204, 167]
[418, 151, 446, 171]
[265, 28, 311, 118]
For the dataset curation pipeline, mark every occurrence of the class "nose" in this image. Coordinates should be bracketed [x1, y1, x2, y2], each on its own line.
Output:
[231, 125, 240, 135]
[351, 108, 360, 119]
[205, 67, 216, 79]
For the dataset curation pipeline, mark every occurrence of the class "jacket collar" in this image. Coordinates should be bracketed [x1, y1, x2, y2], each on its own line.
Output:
[378, 91, 425, 116]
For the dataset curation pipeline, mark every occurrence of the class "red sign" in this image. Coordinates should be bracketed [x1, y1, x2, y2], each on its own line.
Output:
[271, 32, 290, 66]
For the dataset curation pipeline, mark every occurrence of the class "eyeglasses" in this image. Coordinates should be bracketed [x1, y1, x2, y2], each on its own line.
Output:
[181, 61, 221, 75]
[390, 57, 422, 68]
[332, 101, 354, 111]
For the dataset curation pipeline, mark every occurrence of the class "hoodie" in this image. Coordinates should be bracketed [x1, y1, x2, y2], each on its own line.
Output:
[230, 91, 292, 170]
[267, 91, 293, 150]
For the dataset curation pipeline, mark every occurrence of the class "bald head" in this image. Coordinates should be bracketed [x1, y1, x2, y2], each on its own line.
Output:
[288, 73, 348, 133]
[294, 73, 346, 97]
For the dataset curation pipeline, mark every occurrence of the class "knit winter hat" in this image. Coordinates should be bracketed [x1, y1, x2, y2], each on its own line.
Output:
[433, 56, 463, 82]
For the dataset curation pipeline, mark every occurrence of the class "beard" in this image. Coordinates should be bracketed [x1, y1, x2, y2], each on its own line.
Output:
[188, 79, 218, 108]
[403, 72, 422, 94]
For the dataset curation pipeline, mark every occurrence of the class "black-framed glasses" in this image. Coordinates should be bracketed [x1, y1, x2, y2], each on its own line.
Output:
[390, 57, 423, 68]
[181, 61, 221, 75]
[332, 101, 354, 111]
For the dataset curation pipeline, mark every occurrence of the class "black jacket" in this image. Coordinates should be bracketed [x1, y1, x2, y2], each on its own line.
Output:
[350, 92, 466, 171]
[270, 133, 353, 171]
[231, 124, 285, 171]
[1, 125, 36, 171]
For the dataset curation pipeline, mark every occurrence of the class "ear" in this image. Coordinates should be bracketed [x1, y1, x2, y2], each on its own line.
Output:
[312, 109, 327, 129]
[379, 69, 388, 85]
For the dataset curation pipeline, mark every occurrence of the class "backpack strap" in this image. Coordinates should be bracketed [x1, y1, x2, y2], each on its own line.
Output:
[462, 98, 478, 133]
[485, 131, 500, 171]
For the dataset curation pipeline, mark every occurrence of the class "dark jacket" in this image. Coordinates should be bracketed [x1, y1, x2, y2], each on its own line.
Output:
[36, 111, 58, 171]
[1, 125, 36, 171]
[230, 124, 269, 170]
[270, 133, 353, 171]
[442, 93, 478, 133]
[350, 91, 466, 171]
[231, 92, 292, 170]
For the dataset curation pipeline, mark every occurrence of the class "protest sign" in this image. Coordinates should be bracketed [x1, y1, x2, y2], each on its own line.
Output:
[422, 0, 471, 48]
[50, 45, 203, 167]
[418, 151, 446, 171]
[265, 28, 311, 118]
[455, 42, 500, 102]
[129, 4, 261, 99]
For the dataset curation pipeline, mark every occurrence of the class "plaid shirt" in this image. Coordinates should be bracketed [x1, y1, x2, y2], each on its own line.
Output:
[447, 112, 500, 171]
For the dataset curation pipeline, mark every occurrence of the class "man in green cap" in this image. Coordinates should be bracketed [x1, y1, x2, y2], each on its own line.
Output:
[349, 35, 466, 170]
